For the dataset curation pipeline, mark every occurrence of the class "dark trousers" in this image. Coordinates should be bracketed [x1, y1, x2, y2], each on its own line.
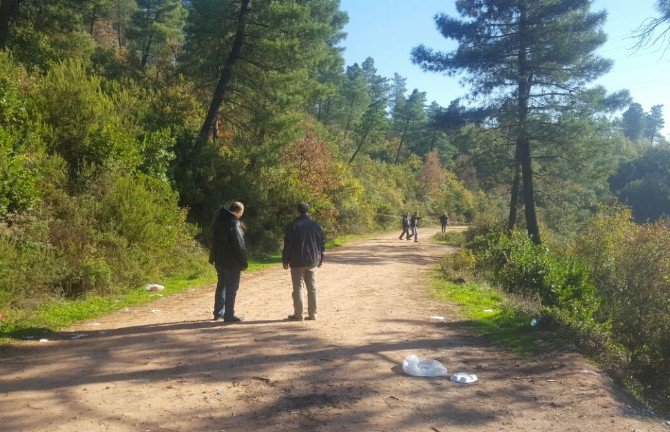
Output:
[214, 264, 241, 319]
[399, 226, 411, 239]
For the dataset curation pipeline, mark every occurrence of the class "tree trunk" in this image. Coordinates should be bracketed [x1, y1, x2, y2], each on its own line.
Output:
[140, 30, 154, 68]
[349, 124, 371, 164]
[517, 5, 541, 244]
[141, 6, 160, 69]
[198, 0, 251, 143]
[519, 138, 540, 243]
[0, 0, 18, 49]
[507, 153, 521, 233]
[394, 119, 410, 163]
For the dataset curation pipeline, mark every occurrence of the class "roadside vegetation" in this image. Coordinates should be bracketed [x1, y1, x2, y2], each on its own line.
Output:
[435, 205, 670, 414]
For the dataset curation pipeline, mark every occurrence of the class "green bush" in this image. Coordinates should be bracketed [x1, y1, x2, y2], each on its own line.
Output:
[576, 207, 670, 405]
[469, 231, 597, 320]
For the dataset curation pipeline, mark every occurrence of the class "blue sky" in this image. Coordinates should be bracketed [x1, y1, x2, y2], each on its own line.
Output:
[339, 0, 670, 138]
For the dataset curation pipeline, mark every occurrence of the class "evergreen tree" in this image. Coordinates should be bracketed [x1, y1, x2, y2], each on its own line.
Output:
[337, 64, 370, 140]
[393, 88, 426, 163]
[127, 0, 186, 69]
[644, 104, 665, 145]
[622, 103, 647, 141]
[388, 73, 407, 117]
[349, 57, 389, 163]
[412, 0, 615, 243]
[0, 0, 95, 65]
[184, 0, 347, 144]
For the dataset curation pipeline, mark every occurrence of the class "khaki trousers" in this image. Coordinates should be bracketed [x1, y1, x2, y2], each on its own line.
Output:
[290, 266, 318, 317]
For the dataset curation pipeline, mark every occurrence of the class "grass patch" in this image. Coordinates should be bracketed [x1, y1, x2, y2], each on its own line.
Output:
[431, 274, 552, 354]
[433, 230, 466, 247]
[0, 254, 283, 342]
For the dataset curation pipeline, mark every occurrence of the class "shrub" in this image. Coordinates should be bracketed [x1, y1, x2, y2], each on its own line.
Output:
[576, 207, 670, 404]
[469, 231, 597, 320]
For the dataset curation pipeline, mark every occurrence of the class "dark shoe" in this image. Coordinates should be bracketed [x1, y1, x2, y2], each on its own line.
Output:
[305, 315, 317, 321]
[223, 316, 243, 323]
[286, 314, 303, 321]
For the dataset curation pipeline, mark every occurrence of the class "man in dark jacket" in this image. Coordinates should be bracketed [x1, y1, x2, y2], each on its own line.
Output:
[399, 212, 411, 240]
[282, 202, 325, 321]
[439, 213, 450, 233]
[209, 201, 248, 323]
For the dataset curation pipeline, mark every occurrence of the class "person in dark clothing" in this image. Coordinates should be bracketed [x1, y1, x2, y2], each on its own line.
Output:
[282, 202, 325, 321]
[439, 213, 450, 233]
[209, 201, 248, 323]
[399, 212, 411, 240]
[409, 212, 422, 242]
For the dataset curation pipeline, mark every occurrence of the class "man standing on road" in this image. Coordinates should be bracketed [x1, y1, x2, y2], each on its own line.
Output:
[409, 212, 422, 242]
[399, 212, 411, 240]
[209, 201, 248, 323]
[283, 202, 325, 321]
[439, 213, 450, 234]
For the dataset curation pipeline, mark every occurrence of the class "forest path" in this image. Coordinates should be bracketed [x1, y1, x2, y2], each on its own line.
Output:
[0, 227, 665, 432]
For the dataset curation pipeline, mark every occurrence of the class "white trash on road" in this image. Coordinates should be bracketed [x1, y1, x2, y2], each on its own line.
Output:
[402, 355, 448, 377]
[429, 316, 445, 322]
[450, 372, 479, 384]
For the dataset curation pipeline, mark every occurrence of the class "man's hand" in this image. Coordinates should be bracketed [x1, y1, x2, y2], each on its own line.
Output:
[283, 263, 289, 270]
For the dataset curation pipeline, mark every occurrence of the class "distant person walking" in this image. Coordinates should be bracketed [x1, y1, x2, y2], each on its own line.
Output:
[399, 212, 411, 240]
[439, 213, 450, 233]
[283, 202, 325, 321]
[409, 212, 422, 242]
[209, 201, 248, 323]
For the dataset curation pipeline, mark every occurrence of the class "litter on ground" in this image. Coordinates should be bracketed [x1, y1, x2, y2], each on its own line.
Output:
[70, 333, 88, 340]
[402, 355, 448, 377]
[530, 318, 538, 327]
[450, 372, 478, 384]
[145, 284, 165, 292]
[39, 339, 49, 343]
[429, 316, 445, 322]
[482, 309, 494, 313]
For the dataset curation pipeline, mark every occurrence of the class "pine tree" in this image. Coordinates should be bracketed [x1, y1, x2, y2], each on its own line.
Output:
[622, 103, 647, 141]
[348, 57, 389, 163]
[412, 0, 614, 243]
[644, 104, 665, 145]
[184, 0, 347, 143]
[127, 0, 186, 69]
[393, 88, 426, 163]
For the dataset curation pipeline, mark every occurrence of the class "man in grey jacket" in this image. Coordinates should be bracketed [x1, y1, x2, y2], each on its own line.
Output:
[282, 202, 325, 321]
[209, 201, 248, 323]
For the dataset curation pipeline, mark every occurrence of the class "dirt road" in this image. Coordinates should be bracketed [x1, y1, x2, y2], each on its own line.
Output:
[1, 228, 666, 431]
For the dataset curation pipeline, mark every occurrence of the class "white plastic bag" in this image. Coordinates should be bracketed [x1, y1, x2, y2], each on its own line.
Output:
[402, 355, 448, 377]
[450, 372, 478, 384]
[145, 284, 165, 292]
